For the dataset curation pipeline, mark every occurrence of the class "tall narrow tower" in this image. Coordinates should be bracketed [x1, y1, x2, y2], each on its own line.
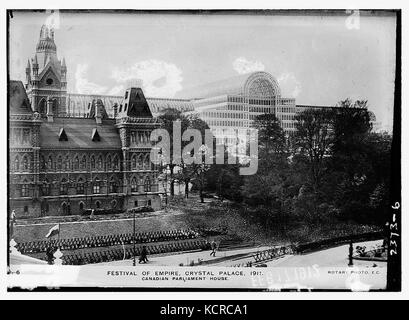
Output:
[26, 24, 67, 117]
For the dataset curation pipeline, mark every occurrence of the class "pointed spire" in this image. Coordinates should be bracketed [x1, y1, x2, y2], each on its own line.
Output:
[37, 24, 57, 52]
[33, 54, 38, 65]
[62, 57, 66, 67]
[26, 59, 31, 69]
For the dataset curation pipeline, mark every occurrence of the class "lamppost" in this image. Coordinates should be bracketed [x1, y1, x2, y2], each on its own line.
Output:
[348, 239, 354, 267]
[133, 208, 136, 266]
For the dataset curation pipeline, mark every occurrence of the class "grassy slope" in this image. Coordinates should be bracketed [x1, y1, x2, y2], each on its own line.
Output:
[13, 210, 190, 243]
[14, 194, 381, 245]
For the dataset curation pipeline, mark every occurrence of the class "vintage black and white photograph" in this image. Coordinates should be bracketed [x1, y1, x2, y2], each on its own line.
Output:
[5, 8, 401, 292]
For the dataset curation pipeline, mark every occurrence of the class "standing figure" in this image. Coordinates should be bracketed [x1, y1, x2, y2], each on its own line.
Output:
[139, 246, 149, 264]
[210, 240, 217, 257]
[46, 246, 55, 265]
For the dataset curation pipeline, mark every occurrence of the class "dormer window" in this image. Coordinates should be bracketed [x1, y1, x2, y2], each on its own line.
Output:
[92, 128, 101, 142]
[59, 128, 68, 141]
[125, 91, 128, 99]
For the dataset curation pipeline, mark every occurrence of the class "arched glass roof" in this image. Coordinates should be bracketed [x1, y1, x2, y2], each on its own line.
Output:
[175, 71, 281, 99]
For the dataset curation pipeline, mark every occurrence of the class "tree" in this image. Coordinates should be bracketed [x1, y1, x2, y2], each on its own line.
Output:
[292, 108, 335, 195]
[331, 99, 373, 186]
[242, 113, 288, 204]
[157, 108, 190, 197]
[157, 109, 210, 199]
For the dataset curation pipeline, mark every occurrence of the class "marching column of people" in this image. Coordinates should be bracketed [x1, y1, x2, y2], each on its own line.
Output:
[61, 239, 207, 265]
[16, 229, 200, 254]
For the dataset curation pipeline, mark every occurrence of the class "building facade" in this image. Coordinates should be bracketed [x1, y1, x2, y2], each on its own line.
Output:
[175, 71, 297, 144]
[9, 25, 161, 218]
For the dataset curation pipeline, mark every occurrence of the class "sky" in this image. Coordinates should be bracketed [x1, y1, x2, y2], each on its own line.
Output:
[9, 10, 397, 131]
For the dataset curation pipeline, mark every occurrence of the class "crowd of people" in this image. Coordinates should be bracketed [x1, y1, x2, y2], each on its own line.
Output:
[62, 239, 207, 265]
[16, 229, 200, 254]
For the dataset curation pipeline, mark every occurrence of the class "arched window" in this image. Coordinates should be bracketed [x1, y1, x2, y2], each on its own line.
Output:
[137, 155, 143, 170]
[38, 98, 47, 115]
[40, 155, 46, 171]
[21, 179, 30, 197]
[93, 178, 100, 194]
[73, 155, 80, 171]
[60, 178, 68, 195]
[41, 179, 50, 196]
[144, 177, 151, 192]
[64, 155, 70, 171]
[90, 155, 96, 171]
[113, 155, 119, 171]
[131, 177, 138, 193]
[95, 201, 101, 209]
[61, 202, 68, 215]
[48, 155, 53, 171]
[144, 154, 150, 170]
[111, 200, 117, 209]
[22, 155, 29, 171]
[131, 154, 137, 170]
[81, 155, 87, 171]
[79, 202, 85, 211]
[97, 155, 103, 170]
[109, 177, 118, 193]
[77, 178, 84, 194]
[57, 155, 63, 171]
[14, 155, 20, 171]
[106, 155, 112, 170]
[22, 129, 30, 145]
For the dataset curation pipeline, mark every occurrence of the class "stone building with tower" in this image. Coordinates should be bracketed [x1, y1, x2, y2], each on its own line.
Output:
[9, 25, 162, 218]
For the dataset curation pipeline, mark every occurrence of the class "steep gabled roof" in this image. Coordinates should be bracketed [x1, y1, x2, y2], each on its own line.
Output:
[117, 88, 153, 118]
[40, 118, 121, 149]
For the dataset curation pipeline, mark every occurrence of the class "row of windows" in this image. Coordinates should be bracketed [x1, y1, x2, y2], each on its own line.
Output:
[248, 98, 274, 106]
[280, 99, 295, 106]
[11, 153, 154, 173]
[11, 154, 32, 172]
[227, 105, 246, 112]
[17, 176, 154, 197]
[248, 106, 274, 114]
[277, 114, 295, 121]
[38, 154, 121, 172]
[227, 96, 245, 103]
[202, 111, 247, 120]
[277, 106, 295, 113]
[208, 120, 246, 127]
[38, 153, 152, 172]
[10, 128, 31, 145]
[281, 122, 296, 129]
[130, 131, 151, 144]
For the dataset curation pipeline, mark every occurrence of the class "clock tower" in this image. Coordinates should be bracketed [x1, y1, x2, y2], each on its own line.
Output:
[25, 24, 67, 117]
